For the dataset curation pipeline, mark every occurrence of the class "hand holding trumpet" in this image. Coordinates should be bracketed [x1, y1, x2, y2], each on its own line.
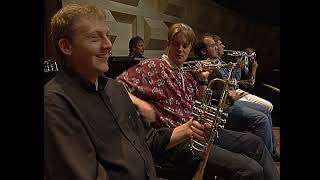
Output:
[191, 59, 212, 82]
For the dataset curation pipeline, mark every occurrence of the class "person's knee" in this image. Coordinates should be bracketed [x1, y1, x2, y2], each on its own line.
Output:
[243, 133, 266, 150]
[243, 163, 264, 179]
[265, 101, 273, 112]
[231, 157, 264, 179]
[254, 113, 270, 128]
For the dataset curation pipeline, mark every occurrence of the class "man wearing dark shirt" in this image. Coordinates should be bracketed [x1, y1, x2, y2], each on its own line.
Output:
[128, 35, 145, 59]
[44, 4, 210, 180]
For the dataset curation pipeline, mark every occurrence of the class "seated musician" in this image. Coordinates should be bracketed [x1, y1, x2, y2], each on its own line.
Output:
[117, 23, 279, 180]
[193, 33, 280, 161]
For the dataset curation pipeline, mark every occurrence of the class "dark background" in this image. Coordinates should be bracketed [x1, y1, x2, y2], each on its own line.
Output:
[211, 0, 281, 126]
[212, 0, 280, 26]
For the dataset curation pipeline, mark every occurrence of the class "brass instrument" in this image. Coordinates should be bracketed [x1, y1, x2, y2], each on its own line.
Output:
[190, 63, 237, 180]
[44, 60, 59, 73]
[237, 76, 255, 86]
[44, 60, 59, 84]
[182, 59, 238, 72]
[223, 50, 255, 58]
[224, 50, 257, 87]
[224, 50, 251, 72]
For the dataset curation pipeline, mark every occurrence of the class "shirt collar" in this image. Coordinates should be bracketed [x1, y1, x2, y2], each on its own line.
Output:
[63, 69, 108, 92]
[161, 54, 182, 70]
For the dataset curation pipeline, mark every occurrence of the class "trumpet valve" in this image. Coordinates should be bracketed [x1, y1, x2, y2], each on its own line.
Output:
[219, 118, 227, 125]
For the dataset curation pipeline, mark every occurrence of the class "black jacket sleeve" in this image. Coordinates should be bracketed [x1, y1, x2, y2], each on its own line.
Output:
[44, 92, 109, 180]
[143, 120, 174, 159]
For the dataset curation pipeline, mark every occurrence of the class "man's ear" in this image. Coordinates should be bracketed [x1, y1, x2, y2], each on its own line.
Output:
[58, 38, 72, 56]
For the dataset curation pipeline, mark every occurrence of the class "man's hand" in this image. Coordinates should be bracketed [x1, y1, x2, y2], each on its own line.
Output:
[186, 119, 212, 142]
[167, 118, 212, 150]
[252, 60, 258, 70]
[128, 92, 156, 122]
[228, 90, 242, 101]
[192, 120, 212, 142]
[192, 61, 211, 82]
[137, 100, 156, 122]
[236, 57, 245, 69]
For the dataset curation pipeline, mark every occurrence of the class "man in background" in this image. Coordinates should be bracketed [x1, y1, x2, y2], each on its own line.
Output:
[128, 35, 145, 59]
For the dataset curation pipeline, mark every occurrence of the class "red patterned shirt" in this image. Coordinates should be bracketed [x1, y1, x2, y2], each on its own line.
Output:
[117, 55, 199, 128]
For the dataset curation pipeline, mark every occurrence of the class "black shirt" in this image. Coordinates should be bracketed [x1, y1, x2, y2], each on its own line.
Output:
[44, 70, 173, 180]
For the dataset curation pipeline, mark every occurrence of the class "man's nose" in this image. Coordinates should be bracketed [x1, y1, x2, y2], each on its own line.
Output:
[102, 36, 112, 49]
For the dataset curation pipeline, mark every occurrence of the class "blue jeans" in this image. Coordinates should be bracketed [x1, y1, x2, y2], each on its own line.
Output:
[224, 100, 276, 155]
[155, 128, 279, 180]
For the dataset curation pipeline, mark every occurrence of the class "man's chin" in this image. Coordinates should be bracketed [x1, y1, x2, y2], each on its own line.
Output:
[97, 65, 109, 75]
[103, 66, 109, 73]
[178, 57, 186, 63]
[105, 66, 109, 72]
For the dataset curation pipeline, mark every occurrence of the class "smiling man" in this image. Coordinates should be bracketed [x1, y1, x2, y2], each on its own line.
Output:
[44, 4, 212, 180]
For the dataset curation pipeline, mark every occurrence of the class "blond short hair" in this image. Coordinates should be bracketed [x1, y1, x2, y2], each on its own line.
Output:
[168, 23, 195, 46]
[50, 4, 106, 58]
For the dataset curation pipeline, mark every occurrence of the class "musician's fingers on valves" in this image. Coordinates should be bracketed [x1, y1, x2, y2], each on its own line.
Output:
[190, 119, 212, 141]
[203, 122, 212, 139]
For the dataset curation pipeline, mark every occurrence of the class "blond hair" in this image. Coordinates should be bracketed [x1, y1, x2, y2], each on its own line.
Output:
[168, 23, 195, 46]
[50, 4, 106, 58]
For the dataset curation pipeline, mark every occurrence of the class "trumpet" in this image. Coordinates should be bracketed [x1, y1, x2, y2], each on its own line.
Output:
[237, 77, 255, 86]
[224, 50, 255, 70]
[190, 63, 237, 180]
[224, 50, 255, 58]
[224, 50, 257, 86]
[182, 59, 238, 72]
